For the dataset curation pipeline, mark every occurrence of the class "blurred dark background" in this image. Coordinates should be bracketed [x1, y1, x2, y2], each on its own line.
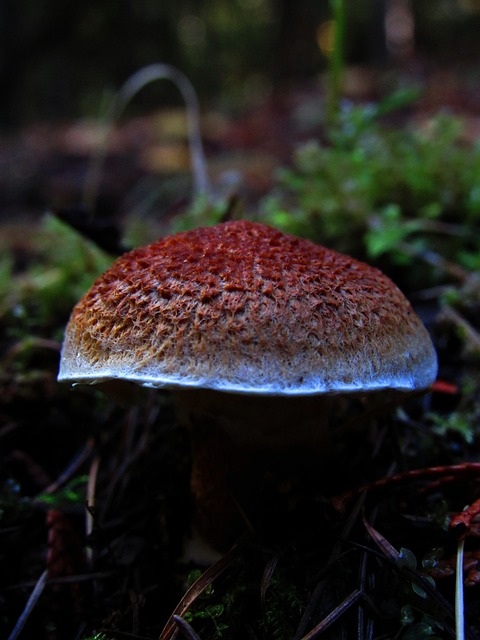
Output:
[1, 0, 480, 234]
[2, 0, 480, 127]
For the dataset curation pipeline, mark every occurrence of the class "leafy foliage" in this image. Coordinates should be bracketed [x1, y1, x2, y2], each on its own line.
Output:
[260, 97, 480, 287]
[0, 214, 113, 338]
[182, 557, 307, 640]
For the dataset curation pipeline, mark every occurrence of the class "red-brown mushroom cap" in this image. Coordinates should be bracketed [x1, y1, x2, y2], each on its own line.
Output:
[58, 220, 437, 395]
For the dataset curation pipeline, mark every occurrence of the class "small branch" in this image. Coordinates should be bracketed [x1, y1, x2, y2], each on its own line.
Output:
[299, 589, 362, 639]
[173, 615, 202, 640]
[398, 241, 469, 282]
[7, 570, 48, 640]
[159, 541, 244, 640]
[86, 454, 101, 569]
[39, 437, 95, 497]
[440, 305, 480, 357]
[332, 463, 480, 513]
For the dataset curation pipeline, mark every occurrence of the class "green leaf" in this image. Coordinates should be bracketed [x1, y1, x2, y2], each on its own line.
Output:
[397, 547, 417, 570]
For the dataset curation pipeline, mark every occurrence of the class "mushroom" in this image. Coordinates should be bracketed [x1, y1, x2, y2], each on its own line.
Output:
[58, 220, 437, 550]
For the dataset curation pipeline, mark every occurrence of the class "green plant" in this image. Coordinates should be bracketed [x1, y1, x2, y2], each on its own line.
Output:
[326, 0, 347, 126]
[400, 606, 444, 640]
[170, 192, 229, 232]
[36, 476, 89, 508]
[181, 559, 306, 640]
[260, 103, 480, 287]
[0, 214, 113, 337]
[429, 410, 477, 445]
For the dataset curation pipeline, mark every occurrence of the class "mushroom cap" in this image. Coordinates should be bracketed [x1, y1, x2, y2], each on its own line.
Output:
[58, 220, 437, 395]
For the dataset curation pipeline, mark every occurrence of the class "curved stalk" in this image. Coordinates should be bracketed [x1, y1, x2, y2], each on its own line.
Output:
[83, 63, 211, 213]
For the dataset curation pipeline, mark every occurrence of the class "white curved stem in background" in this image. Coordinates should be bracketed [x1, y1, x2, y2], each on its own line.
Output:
[83, 63, 211, 213]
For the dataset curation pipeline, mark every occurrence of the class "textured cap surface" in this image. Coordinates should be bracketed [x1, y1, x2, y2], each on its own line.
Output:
[58, 220, 437, 395]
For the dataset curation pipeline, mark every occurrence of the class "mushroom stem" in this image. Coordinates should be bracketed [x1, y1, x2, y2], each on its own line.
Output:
[173, 390, 333, 550]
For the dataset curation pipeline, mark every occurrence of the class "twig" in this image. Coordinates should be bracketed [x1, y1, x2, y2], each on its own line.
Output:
[332, 463, 480, 513]
[362, 512, 461, 638]
[299, 589, 363, 640]
[86, 454, 101, 568]
[39, 437, 95, 497]
[159, 541, 244, 640]
[173, 615, 202, 640]
[294, 495, 366, 639]
[260, 553, 281, 612]
[6, 570, 48, 640]
[327, 0, 346, 126]
[450, 497, 480, 537]
[4, 570, 119, 591]
[456, 537, 465, 640]
[398, 241, 469, 282]
[440, 305, 480, 357]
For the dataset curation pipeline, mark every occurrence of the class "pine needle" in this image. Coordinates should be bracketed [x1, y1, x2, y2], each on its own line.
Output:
[455, 536, 465, 640]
